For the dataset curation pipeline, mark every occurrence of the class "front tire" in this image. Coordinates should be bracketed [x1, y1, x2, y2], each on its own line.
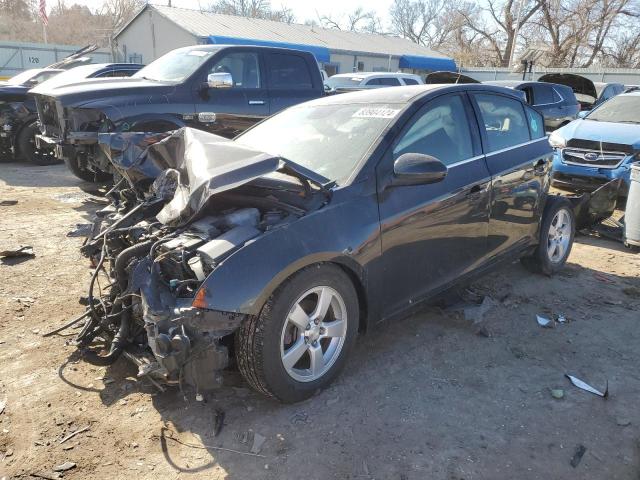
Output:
[521, 196, 575, 275]
[236, 264, 359, 403]
[64, 152, 111, 183]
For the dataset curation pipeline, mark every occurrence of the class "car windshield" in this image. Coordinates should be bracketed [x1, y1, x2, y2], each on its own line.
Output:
[7, 69, 41, 85]
[236, 102, 402, 185]
[586, 95, 640, 123]
[325, 77, 364, 89]
[133, 48, 218, 82]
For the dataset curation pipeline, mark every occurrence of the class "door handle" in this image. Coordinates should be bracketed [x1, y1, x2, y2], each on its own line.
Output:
[248, 100, 265, 105]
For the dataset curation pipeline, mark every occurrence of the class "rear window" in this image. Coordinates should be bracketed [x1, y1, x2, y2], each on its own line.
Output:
[533, 85, 555, 105]
[268, 54, 312, 89]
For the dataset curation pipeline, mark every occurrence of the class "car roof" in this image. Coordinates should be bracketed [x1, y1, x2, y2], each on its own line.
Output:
[302, 83, 523, 106]
[330, 72, 420, 79]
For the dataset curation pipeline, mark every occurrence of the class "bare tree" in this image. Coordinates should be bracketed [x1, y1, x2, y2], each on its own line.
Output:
[208, 0, 295, 23]
[318, 7, 382, 33]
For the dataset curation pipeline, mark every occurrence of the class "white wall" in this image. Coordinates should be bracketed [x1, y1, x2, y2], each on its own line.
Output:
[328, 53, 400, 74]
[116, 9, 197, 64]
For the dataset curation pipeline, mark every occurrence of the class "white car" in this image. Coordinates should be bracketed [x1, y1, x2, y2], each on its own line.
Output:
[325, 72, 423, 92]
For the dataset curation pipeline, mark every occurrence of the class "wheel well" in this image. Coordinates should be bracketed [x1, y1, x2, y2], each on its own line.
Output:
[14, 118, 37, 155]
[334, 263, 369, 333]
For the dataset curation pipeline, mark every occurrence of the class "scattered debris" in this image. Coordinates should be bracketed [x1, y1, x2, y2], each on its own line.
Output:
[557, 315, 567, 324]
[52, 462, 76, 472]
[60, 425, 90, 444]
[66, 223, 92, 238]
[616, 417, 631, 427]
[462, 296, 496, 324]
[593, 272, 616, 284]
[622, 286, 640, 298]
[551, 389, 564, 399]
[251, 433, 267, 454]
[213, 408, 225, 437]
[536, 315, 553, 328]
[0, 200, 18, 206]
[0, 398, 5, 415]
[566, 374, 608, 398]
[0, 245, 35, 259]
[161, 428, 265, 457]
[570, 444, 587, 468]
[475, 326, 491, 338]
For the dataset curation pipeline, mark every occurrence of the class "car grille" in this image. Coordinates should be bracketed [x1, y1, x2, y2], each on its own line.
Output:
[561, 148, 628, 169]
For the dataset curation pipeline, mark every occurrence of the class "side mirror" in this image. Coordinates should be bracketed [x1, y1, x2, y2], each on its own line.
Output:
[207, 72, 233, 89]
[577, 110, 589, 119]
[392, 153, 447, 186]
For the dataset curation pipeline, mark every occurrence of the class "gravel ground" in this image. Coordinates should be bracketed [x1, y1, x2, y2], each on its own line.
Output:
[1, 161, 639, 480]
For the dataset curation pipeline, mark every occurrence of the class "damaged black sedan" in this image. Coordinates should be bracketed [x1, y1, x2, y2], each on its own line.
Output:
[74, 84, 575, 403]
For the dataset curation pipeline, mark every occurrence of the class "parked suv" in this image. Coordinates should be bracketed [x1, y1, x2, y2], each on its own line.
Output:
[77, 84, 577, 402]
[550, 91, 640, 195]
[31, 45, 324, 182]
[1, 63, 143, 165]
[539, 73, 624, 112]
[325, 72, 423, 93]
[485, 80, 579, 131]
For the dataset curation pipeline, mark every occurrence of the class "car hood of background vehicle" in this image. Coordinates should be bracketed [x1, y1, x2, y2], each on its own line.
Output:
[99, 127, 327, 227]
[539, 73, 597, 103]
[559, 119, 640, 149]
[0, 85, 29, 102]
[28, 77, 176, 106]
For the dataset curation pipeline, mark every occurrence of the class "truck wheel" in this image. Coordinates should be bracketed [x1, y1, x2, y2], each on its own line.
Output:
[17, 121, 59, 166]
[236, 264, 359, 403]
[521, 196, 575, 275]
[65, 152, 111, 183]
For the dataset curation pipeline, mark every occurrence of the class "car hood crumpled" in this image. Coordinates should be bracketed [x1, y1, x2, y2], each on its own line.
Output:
[99, 127, 282, 227]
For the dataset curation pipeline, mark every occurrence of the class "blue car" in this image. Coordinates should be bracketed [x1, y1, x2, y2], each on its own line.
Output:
[550, 91, 640, 195]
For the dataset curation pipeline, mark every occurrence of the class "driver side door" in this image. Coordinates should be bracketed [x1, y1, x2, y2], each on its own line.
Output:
[376, 93, 491, 319]
[194, 50, 269, 138]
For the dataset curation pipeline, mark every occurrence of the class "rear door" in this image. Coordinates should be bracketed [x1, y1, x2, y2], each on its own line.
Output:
[195, 50, 269, 137]
[469, 92, 551, 259]
[376, 92, 491, 318]
[265, 52, 320, 114]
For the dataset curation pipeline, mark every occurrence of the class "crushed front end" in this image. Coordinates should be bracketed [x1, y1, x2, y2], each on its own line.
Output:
[70, 128, 324, 393]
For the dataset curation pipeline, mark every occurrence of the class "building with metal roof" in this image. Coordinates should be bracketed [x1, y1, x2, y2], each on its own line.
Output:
[113, 4, 456, 76]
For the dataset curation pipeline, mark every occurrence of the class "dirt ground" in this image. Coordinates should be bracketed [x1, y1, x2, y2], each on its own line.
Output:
[1, 161, 639, 480]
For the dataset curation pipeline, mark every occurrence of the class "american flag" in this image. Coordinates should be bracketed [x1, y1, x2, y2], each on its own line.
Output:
[39, 0, 48, 26]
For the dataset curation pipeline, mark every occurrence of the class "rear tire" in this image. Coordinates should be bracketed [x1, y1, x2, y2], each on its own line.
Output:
[521, 196, 575, 275]
[65, 152, 111, 183]
[236, 264, 359, 403]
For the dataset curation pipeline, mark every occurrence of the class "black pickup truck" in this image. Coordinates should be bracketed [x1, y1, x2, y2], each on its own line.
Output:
[32, 45, 325, 182]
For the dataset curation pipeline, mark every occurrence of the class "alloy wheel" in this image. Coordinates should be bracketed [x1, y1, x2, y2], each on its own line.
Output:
[547, 208, 572, 264]
[280, 286, 348, 382]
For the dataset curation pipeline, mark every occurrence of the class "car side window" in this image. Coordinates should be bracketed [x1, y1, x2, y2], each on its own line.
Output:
[378, 77, 401, 86]
[365, 78, 380, 86]
[268, 54, 312, 89]
[524, 106, 545, 139]
[403, 78, 419, 85]
[474, 93, 531, 152]
[209, 52, 261, 88]
[519, 87, 533, 104]
[393, 94, 474, 166]
[552, 88, 563, 103]
[533, 85, 554, 105]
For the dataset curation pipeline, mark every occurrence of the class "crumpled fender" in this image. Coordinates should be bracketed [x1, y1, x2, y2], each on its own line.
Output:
[566, 178, 622, 229]
[193, 189, 381, 318]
